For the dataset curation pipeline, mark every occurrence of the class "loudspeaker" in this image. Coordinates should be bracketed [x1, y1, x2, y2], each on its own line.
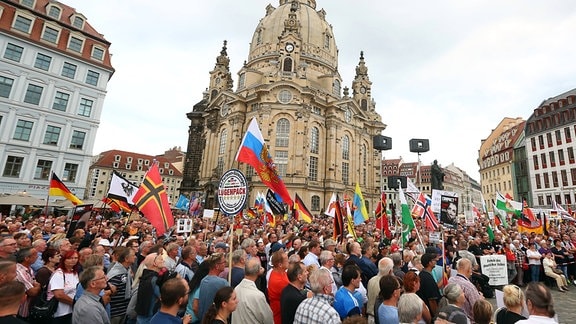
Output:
[387, 176, 407, 189]
[409, 138, 429, 153]
[373, 135, 392, 151]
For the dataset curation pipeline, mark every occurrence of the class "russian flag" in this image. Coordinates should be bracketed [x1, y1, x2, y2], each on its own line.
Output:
[235, 118, 293, 207]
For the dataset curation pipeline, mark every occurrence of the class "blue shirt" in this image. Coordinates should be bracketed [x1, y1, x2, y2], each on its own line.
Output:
[333, 287, 362, 319]
[150, 311, 181, 324]
[378, 304, 399, 324]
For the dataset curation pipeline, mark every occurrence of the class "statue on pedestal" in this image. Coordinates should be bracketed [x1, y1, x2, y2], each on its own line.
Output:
[431, 160, 444, 190]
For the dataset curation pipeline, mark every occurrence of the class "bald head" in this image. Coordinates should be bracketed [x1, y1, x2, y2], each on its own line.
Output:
[456, 257, 472, 275]
[378, 257, 394, 276]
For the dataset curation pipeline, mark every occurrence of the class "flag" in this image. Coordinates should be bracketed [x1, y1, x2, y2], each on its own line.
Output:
[406, 177, 420, 201]
[492, 203, 509, 228]
[266, 189, 286, 216]
[235, 118, 293, 207]
[325, 193, 337, 217]
[175, 194, 190, 211]
[399, 186, 415, 244]
[263, 197, 275, 227]
[293, 193, 313, 223]
[132, 163, 174, 236]
[496, 192, 522, 217]
[375, 192, 391, 239]
[102, 197, 130, 213]
[352, 183, 369, 225]
[472, 205, 482, 218]
[189, 195, 201, 216]
[329, 194, 345, 243]
[522, 199, 537, 222]
[107, 171, 138, 205]
[481, 197, 488, 214]
[486, 224, 494, 242]
[345, 201, 357, 240]
[49, 172, 83, 205]
[552, 200, 575, 220]
[246, 208, 257, 219]
[423, 195, 439, 231]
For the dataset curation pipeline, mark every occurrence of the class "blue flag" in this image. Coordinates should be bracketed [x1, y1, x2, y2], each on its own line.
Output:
[175, 194, 190, 211]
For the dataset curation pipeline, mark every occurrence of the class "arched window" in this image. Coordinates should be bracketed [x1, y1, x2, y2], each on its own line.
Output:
[211, 89, 218, 100]
[311, 195, 320, 211]
[283, 57, 292, 72]
[333, 80, 340, 96]
[342, 135, 349, 160]
[219, 129, 227, 155]
[361, 99, 368, 111]
[276, 118, 290, 147]
[310, 127, 319, 154]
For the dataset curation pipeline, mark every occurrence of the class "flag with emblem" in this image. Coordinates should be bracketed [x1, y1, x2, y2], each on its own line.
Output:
[375, 192, 391, 239]
[132, 163, 174, 236]
[400, 186, 415, 244]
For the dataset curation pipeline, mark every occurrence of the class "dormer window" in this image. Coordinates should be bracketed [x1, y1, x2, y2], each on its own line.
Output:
[127, 157, 132, 163]
[114, 155, 121, 161]
[169, 170, 174, 175]
[91, 46, 104, 61]
[164, 162, 169, 168]
[47, 5, 61, 19]
[68, 35, 84, 53]
[13, 13, 33, 34]
[72, 15, 84, 29]
[21, 0, 35, 8]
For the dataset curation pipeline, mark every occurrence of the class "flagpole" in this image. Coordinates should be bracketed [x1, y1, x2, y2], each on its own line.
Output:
[45, 172, 53, 217]
[227, 212, 234, 284]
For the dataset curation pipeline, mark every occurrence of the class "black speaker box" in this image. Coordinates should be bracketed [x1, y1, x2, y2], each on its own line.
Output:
[387, 176, 407, 189]
[373, 135, 392, 151]
[409, 139, 429, 153]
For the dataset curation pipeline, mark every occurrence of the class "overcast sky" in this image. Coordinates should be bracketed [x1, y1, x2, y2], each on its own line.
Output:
[64, 0, 576, 181]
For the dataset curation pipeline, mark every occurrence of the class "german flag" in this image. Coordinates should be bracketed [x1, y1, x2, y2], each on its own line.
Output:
[132, 163, 174, 236]
[49, 172, 83, 205]
[293, 193, 313, 223]
[332, 194, 345, 243]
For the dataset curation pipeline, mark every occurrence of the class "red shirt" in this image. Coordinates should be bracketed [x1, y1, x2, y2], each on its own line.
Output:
[268, 269, 289, 324]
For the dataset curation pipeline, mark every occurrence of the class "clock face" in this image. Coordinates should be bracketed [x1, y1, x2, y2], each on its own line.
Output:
[360, 86, 366, 94]
[285, 43, 294, 53]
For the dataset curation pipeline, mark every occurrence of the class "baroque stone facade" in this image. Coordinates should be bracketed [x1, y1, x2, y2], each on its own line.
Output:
[181, 0, 386, 212]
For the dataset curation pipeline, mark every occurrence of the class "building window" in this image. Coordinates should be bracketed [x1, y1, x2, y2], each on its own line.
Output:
[34, 159, 52, 179]
[531, 138, 536, 151]
[275, 118, 290, 147]
[86, 70, 99, 86]
[72, 16, 84, 29]
[333, 80, 340, 96]
[275, 151, 288, 177]
[549, 152, 556, 167]
[3, 156, 24, 177]
[216, 157, 224, 177]
[361, 99, 368, 111]
[558, 149, 565, 165]
[13, 15, 32, 33]
[91, 46, 104, 60]
[342, 162, 349, 185]
[342, 135, 350, 160]
[63, 163, 78, 182]
[43, 125, 61, 145]
[47, 5, 61, 19]
[543, 173, 550, 188]
[538, 135, 544, 149]
[555, 129, 562, 145]
[310, 127, 319, 154]
[34, 53, 52, 70]
[68, 36, 83, 52]
[362, 144, 367, 166]
[283, 57, 292, 72]
[561, 170, 568, 187]
[52, 91, 69, 111]
[4, 43, 24, 62]
[568, 147, 575, 163]
[13, 120, 33, 141]
[41, 26, 59, 43]
[541, 153, 547, 168]
[278, 90, 292, 104]
[61, 62, 77, 79]
[546, 133, 553, 147]
[537, 195, 544, 206]
[552, 171, 559, 187]
[24, 84, 43, 105]
[311, 195, 320, 211]
[308, 156, 318, 181]
[70, 130, 86, 149]
[218, 129, 227, 155]
[572, 168, 576, 186]
[566, 127, 572, 143]
[78, 98, 93, 117]
[0, 76, 14, 98]
[238, 73, 245, 89]
[114, 155, 121, 161]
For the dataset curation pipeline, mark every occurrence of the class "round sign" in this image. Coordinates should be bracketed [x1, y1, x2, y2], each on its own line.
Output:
[217, 169, 248, 215]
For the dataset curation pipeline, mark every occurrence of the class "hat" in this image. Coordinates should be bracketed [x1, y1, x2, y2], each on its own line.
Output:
[98, 239, 111, 247]
[323, 239, 336, 248]
[214, 242, 229, 250]
[378, 241, 389, 250]
[270, 242, 286, 254]
[346, 234, 354, 239]
[425, 246, 440, 255]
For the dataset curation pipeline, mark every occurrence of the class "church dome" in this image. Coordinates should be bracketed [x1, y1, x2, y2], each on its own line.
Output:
[247, 0, 338, 72]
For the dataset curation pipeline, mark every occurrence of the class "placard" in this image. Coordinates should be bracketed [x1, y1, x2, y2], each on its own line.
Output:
[429, 232, 441, 244]
[440, 195, 459, 228]
[480, 254, 508, 286]
[218, 169, 248, 215]
[177, 218, 192, 234]
[203, 209, 215, 219]
[465, 210, 475, 226]
[431, 189, 457, 213]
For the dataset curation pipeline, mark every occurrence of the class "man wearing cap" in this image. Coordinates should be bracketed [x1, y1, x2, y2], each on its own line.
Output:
[214, 242, 229, 254]
[417, 252, 442, 317]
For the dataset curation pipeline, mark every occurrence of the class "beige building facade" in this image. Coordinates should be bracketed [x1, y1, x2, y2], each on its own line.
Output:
[181, 0, 386, 212]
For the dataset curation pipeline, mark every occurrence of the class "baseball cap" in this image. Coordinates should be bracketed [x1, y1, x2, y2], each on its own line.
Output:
[270, 242, 286, 254]
[98, 239, 111, 247]
[214, 242, 229, 250]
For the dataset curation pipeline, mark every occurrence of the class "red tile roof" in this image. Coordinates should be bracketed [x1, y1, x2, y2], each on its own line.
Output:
[91, 150, 183, 176]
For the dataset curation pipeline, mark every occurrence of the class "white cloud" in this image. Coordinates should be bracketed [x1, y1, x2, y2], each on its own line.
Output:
[64, 0, 576, 179]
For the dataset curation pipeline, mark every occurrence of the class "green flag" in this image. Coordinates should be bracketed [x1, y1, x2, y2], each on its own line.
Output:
[496, 192, 521, 217]
[399, 186, 415, 244]
[486, 223, 494, 242]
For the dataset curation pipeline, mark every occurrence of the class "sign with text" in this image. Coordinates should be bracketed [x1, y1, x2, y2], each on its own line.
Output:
[431, 189, 457, 213]
[480, 254, 508, 286]
[177, 218, 192, 234]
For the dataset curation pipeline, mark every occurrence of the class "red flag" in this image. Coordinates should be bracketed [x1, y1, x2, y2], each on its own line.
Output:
[132, 163, 174, 236]
[411, 193, 439, 231]
[522, 199, 537, 222]
[293, 193, 313, 223]
[472, 205, 482, 218]
[375, 192, 391, 239]
[332, 195, 345, 243]
[102, 197, 131, 213]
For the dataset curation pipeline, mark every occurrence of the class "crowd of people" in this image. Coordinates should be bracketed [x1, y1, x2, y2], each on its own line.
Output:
[0, 208, 568, 324]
